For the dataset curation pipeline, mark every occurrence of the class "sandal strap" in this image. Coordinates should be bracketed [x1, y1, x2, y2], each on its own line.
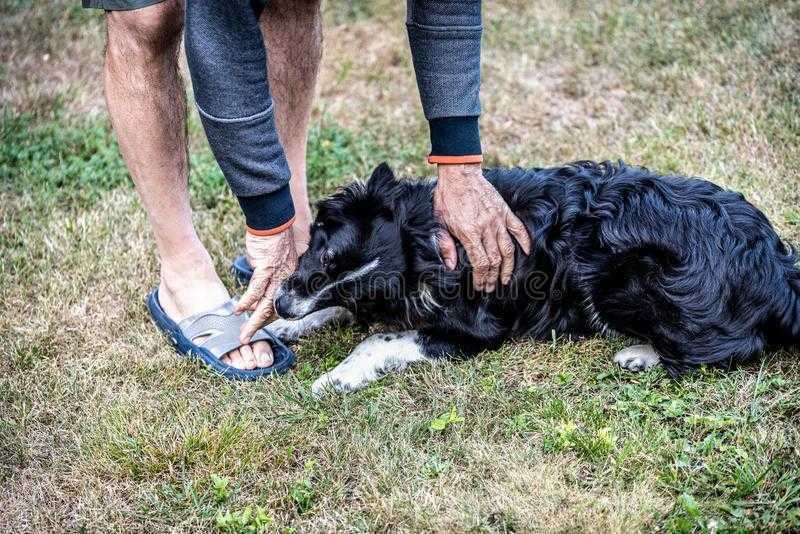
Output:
[200, 328, 271, 359]
[177, 299, 271, 358]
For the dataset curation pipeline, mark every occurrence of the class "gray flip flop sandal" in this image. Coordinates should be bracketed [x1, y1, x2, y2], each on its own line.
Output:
[147, 289, 295, 379]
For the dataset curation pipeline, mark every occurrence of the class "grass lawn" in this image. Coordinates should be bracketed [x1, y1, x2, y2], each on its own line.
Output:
[2, 0, 800, 531]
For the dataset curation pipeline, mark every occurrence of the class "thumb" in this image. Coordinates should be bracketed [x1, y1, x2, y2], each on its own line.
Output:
[437, 230, 458, 270]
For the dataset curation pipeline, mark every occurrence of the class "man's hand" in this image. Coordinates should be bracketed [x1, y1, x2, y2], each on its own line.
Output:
[234, 227, 298, 343]
[434, 163, 531, 292]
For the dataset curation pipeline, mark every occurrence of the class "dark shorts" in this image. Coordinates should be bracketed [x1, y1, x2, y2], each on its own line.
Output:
[82, 0, 165, 10]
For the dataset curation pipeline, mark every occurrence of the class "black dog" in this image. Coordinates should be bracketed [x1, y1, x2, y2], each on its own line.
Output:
[267, 162, 800, 394]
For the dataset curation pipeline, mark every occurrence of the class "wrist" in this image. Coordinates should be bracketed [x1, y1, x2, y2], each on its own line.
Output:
[245, 217, 295, 237]
[245, 225, 296, 259]
[244, 227, 293, 249]
[437, 162, 483, 184]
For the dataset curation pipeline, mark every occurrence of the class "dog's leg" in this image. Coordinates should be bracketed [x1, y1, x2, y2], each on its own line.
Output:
[312, 330, 433, 395]
[613, 344, 661, 372]
[267, 307, 354, 342]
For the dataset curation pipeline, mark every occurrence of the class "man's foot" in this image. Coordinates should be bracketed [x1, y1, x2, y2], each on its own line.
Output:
[158, 254, 274, 370]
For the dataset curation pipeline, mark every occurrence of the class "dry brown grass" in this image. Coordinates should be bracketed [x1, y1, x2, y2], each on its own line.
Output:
[2, 0, 800, 531]
[0, 5, 106, 116]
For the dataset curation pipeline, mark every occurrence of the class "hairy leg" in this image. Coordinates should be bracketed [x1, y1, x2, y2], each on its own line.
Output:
[104, 1, 271, 369]
[260, 0, 323, 254]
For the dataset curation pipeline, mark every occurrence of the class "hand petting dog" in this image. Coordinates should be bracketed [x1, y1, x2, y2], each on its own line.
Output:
[434, 162, 532, 292]
[235, 228, 299, 343]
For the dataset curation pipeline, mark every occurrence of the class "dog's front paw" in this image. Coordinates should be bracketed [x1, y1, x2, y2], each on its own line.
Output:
[268, 307, 355, 343]
[614, 344, 660, 372]
[266, 318, 302, 342]
[311, 373, 337, 397]
[311, 367, 366, 396]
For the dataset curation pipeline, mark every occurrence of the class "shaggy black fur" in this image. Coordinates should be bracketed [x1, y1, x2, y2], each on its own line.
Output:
[276, 162, 800, 376]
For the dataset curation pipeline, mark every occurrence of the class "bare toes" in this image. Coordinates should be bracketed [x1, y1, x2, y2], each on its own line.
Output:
[227, 349, 245, 369]
[238, 344, 257, 370]
[253, 340, 274, 368]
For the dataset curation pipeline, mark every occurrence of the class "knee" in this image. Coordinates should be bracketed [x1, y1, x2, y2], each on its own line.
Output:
[106, 0, 183, 62]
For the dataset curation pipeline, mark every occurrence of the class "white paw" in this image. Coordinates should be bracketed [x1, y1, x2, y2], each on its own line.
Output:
[266, 318, 302, 342]
[614, 344, 660, 372]
[311, 366, 368, 396]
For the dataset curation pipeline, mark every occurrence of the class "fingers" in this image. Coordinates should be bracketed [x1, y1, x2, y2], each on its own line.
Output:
[506, 211, 532, 255]
[465, 238, 491, 292]
[497, 224, 516, 285]
[240, 280, 281, 343]
[437, 229, 458, 270]
[481, 226, 502, 293]
[235, 266, 272, 314]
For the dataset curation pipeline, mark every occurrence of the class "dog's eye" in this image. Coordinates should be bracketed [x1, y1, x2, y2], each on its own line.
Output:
[320, 249, 336, 269]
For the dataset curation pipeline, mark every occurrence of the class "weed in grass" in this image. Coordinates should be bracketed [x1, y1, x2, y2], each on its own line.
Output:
[288, 460, 317, 515]
[210, 475, 230, 505]
[428, 406, 465, 433]
[421, 454, 450, 479]
[215, 505, 273, 533]
[542, 420, 616, 462]
[503, 413, 536, 437]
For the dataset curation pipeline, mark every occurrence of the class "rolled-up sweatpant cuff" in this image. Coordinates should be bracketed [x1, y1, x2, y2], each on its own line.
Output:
[237, 185, 295, 233]
[429, 116, 481, 157]
[197, 105, 295, 231]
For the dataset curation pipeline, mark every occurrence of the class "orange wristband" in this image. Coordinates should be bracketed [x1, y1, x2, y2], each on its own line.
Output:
[246, 216, 295, 237]
[427, 154, 483, 165]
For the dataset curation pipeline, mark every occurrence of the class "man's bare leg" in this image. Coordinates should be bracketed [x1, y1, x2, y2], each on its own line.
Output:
[104, 1, 271, 370]
[260, 0, 323, 255]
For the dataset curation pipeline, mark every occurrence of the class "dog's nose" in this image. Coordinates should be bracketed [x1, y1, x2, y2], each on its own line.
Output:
[274, 292, 293, 319]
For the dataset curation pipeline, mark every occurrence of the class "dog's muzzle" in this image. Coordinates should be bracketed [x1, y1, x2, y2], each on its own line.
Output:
[273, 285, 319, 319]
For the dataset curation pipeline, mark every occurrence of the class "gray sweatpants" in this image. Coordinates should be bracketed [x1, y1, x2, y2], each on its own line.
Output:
[184, 0, 482, 231]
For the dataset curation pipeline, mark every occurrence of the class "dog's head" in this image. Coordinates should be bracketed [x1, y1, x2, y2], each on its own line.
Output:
[275, 163, 410, 319]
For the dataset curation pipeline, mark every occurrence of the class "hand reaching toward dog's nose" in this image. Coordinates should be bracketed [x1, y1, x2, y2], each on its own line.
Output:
[234, 228, 298, 343]
[434, 163, 532, 292]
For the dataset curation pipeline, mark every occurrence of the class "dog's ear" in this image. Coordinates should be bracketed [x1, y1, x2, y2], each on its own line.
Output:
[366, 162, 397, 197]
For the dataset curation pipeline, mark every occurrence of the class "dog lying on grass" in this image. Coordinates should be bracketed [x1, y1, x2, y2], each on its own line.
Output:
[267, 162, 800, 395]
